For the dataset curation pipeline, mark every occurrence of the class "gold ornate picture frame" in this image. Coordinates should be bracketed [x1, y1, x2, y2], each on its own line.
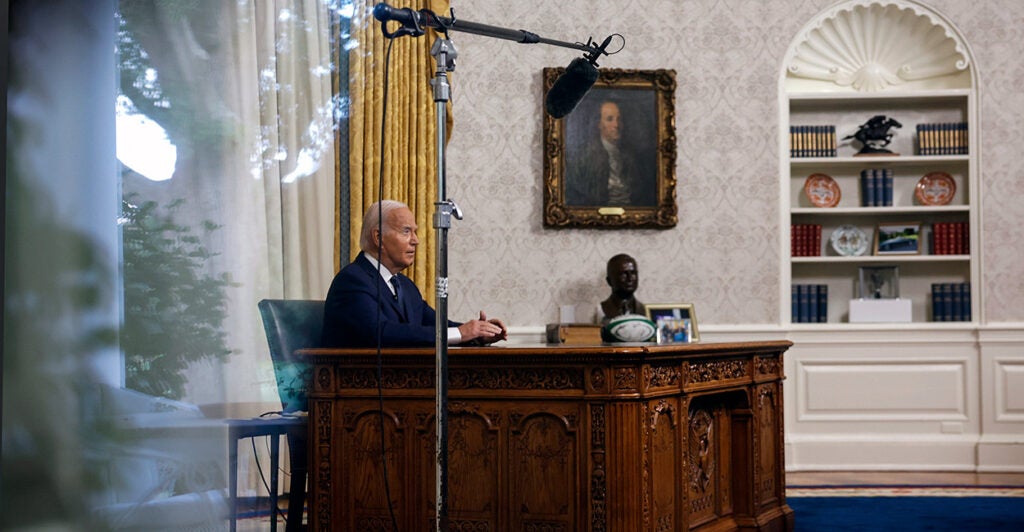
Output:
[542, 68, 677, 228]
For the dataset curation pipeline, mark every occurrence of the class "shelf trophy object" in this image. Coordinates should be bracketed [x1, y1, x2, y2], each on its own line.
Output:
[843, 114, 902, 156]
[372, 4, 618, 529]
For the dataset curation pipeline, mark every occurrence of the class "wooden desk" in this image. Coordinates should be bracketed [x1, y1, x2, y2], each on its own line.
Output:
[300, 341, 794, 531]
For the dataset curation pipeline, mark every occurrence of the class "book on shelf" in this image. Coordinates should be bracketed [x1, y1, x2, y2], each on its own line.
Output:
[931, 282, 971, 322]
[931, 221, 969, 255]
[790, 224, 822, 257]
[962, 283, 972, 321]
[817, 284, 828, 323]
[792, 284, 828, 323]
[916, 122, 968, 155]
[859, 168, 893, 207]
[790, 125, 836, 158]
[883, 168, 893, 206]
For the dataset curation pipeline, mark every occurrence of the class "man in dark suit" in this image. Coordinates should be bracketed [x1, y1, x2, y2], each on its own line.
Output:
[322, 200, 507, 348]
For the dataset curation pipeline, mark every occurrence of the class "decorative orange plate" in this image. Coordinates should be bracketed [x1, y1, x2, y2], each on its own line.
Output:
[803, 173, 841, 207]
[915, 172, 956, 206]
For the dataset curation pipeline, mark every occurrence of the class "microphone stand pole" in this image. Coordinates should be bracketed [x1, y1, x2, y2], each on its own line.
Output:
[429, 36, 459, 532]
[373, 6, 613, 529]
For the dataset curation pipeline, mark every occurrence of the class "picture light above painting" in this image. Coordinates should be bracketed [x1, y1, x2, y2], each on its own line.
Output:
[542, 68, 678, 229]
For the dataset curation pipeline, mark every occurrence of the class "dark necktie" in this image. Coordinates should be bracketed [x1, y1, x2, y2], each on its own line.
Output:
[390, 276, 408, 320]
[389, 276, 400, 300]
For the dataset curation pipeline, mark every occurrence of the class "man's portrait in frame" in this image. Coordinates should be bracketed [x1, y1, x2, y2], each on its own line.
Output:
[564, 89, 658, 208]
[543, 68, 677, 228]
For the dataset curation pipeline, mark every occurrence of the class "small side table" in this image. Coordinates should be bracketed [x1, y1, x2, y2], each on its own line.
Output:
[226, 416, 306, 532]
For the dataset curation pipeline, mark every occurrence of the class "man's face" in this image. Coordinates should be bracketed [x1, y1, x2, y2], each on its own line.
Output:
[598, 101, 621, 143]
[607, 257, 638, 295]
[376, 206, 419, 273]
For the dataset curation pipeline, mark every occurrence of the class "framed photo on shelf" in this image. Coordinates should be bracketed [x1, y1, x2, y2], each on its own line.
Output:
[645, 304, 700, 343]
[858, 265, 900, 299]
[874, 222, 922, 255]
[542, 68, 678, 228]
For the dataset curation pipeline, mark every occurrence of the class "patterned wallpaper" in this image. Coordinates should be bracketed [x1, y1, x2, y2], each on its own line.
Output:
[438, 0, 1024, 327]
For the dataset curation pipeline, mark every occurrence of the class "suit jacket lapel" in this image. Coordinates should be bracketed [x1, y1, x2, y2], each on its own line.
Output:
[356, 253, 408, 322]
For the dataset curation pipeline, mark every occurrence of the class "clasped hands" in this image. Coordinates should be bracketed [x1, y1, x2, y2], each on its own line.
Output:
[457, 311, 508, 345]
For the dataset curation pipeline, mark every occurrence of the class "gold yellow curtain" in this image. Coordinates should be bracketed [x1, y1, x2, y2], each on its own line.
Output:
[346, 0, 451, 305]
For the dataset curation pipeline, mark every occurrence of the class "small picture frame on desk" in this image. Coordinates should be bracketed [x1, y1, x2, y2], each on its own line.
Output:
[646, 304, 700, 343]
[874, 222, 922, 255]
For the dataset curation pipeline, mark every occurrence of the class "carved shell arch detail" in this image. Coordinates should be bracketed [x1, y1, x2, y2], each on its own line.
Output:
[785, 0, 971, 92]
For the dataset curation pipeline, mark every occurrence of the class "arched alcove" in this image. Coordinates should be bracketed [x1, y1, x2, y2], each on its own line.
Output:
[783, 0, 974, 92]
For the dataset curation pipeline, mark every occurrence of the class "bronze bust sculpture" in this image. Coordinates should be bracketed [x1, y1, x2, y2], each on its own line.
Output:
[600, 254, 645, 323]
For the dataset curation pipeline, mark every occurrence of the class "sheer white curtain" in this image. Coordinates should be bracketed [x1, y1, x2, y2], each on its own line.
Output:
[119, 0, 339, 408]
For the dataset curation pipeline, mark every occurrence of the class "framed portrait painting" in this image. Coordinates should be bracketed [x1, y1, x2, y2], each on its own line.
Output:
[542, 68, 677, 228]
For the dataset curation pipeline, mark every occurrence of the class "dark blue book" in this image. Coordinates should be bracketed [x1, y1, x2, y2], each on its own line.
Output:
[792, 284, 799, 323]
[808, 284, 818, 323]
[798, 285, 810, 323]
[939, 283, 951, 321]
[817, 284, 828, 323]
[960, 283, 971, 322]
[883, 168, 893, 206]
[932, 283, 949, 321]
[871, 169, 882, 207]
[951, 282, 963, 321]
[859, 169, 869, 206]
[863, 169, 876, 207]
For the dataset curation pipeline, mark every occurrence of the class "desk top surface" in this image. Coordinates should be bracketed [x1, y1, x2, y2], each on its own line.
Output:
[297, 339, 792, 360]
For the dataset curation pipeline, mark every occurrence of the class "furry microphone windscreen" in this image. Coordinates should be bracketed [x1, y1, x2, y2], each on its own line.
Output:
[545, 57, 599, 119]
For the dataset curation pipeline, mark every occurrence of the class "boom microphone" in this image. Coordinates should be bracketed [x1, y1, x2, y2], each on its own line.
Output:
[372, 3, 428, 37]
[372, 2, 618, 118]
[373, 3, 422, 28]
[544, 57, 599, 119]
[545, 35, 614, 118]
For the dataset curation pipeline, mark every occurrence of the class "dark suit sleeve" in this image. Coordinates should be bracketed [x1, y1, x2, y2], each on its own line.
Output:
[321, 260, 459, 348]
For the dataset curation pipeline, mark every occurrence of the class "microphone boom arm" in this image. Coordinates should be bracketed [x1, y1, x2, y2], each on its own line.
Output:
[373, 2, 611, 65]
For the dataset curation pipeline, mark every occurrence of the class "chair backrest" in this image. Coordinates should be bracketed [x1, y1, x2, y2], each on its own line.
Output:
[257, 299, 324, 413]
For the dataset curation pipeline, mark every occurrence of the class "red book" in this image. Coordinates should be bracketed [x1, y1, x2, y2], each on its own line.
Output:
[950, 222, 958, 255]
[958, 219, 966, 253]
[934, 222, 946, 255]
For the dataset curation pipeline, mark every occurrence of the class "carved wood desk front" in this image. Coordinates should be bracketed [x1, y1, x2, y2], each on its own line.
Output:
[300, 341, 794, 531]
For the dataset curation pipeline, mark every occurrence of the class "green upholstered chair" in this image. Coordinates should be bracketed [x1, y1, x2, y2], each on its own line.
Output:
[257, 299, 324, 531]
